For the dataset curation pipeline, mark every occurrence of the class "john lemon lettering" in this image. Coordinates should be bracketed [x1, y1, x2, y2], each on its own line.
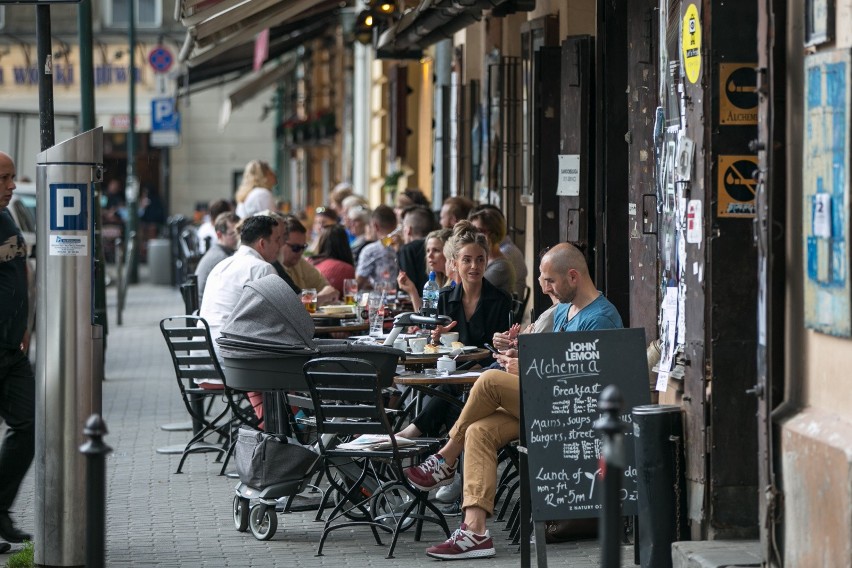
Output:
[525, 340, 603, 381]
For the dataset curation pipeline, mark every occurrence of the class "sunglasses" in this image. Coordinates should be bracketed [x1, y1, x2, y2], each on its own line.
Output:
[285, 242, 308, 253]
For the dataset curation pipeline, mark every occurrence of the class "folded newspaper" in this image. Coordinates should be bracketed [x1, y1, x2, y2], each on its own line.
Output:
[335, 435, 416, 451]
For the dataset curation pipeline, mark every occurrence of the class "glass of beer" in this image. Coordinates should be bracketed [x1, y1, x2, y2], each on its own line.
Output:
[301, 288, 317, 313]
[343, 279, 358, 306]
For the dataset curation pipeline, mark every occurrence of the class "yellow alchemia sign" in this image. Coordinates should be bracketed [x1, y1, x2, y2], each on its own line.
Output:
[682, 3, 701, 84]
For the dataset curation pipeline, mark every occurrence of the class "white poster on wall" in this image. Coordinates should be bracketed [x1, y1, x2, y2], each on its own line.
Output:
[556, 154, 581, 196]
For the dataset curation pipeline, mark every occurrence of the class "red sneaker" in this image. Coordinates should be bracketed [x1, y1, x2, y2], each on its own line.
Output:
[404, 453, 456, 491]
[426, 523, 496, 560]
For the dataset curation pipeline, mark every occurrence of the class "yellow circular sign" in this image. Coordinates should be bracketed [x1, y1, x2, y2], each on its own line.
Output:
[682, 3, 701, 84]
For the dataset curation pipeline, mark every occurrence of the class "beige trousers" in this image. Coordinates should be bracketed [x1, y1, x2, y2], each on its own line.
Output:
[448, 369, 520, 516]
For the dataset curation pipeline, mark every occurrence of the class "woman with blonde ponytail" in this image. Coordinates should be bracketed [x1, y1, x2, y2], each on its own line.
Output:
[235, 160, 277, 218]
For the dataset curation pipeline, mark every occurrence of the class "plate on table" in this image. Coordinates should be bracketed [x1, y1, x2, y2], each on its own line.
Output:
[317, 305, 356, 316]
[348, 333, 418, 342]
[410, 345, 479, 356]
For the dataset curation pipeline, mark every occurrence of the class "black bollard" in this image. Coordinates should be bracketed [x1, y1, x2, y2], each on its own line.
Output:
[79, 414, 113, 568]
[594, 385, 626, 568]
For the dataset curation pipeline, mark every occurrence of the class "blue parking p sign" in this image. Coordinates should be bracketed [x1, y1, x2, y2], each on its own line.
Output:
[151, 97, 181, 147]
[49, 183, 88, 230]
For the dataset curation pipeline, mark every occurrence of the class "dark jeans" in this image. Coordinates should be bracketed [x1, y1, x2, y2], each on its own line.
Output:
[412, 384, 462, 438]
[0, 348, 35, 513]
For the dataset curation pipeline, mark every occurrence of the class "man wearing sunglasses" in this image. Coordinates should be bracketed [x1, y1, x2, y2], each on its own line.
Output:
[276, 214, 340, 306]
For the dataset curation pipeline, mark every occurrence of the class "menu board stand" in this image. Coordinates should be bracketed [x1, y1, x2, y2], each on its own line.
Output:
[517, 328, 649, 567]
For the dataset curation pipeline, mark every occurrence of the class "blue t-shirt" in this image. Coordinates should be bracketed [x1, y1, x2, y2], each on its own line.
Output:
[552, 293, 623, 332]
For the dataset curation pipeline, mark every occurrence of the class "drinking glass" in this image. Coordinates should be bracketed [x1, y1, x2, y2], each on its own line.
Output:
[368, 291, 384, 337]
[301, 288, 317, 313]
[343, 279, 358, 306]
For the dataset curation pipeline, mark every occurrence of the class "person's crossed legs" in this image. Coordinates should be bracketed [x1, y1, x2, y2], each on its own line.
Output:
[403, 369, 520, 560]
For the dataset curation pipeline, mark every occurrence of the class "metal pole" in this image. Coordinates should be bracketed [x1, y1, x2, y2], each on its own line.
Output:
[594, 385, 625, 568]
[79, 415, 113, 568]
[37, 4, 55, 151]
[79, 0, 108, 397]
[126, 0, 140, 283]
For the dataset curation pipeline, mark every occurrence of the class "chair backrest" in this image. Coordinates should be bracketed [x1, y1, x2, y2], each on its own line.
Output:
[160, 315, 225, 383]
[179, 226, 204, 274]
[302, 357, 398, 452]
[160, 315, 259, 428]
[180, 277, 199, 315]
[512, 285, 531, 325]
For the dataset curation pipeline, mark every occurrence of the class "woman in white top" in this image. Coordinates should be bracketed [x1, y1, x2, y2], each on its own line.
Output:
[235, 160, 277, 218]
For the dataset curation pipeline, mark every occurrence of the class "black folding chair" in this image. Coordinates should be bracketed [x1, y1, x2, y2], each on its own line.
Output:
[512, 285, 531, 326]
[303, 356, 450, 558]
[160, 316, 260, 474]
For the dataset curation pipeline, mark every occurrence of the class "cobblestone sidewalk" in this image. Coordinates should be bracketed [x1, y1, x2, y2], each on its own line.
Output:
[1, 279, 635, 567]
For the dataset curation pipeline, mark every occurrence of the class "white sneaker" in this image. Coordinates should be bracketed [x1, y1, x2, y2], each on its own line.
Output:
[435, 474, 462, 503]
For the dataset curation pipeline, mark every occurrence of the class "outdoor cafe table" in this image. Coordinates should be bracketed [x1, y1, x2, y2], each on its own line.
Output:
[393, 370, 483, 410]
[310, 311, 368, 336]
[401, 347, 491, 369]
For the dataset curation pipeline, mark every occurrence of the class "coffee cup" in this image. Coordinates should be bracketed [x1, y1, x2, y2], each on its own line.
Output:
[436, 355, 456, 373]
[408, 337, 428, 354]
[393, 338, 408, 352]
[440, 332, 460, 347]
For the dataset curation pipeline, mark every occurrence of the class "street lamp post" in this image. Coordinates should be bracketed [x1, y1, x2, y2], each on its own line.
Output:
[126, 0, 139, 283]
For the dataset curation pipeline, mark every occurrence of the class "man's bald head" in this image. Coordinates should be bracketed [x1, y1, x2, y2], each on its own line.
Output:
[541, 243, 589, 277]
[539, 242, 594, 305]
[0, 152, 17, 212]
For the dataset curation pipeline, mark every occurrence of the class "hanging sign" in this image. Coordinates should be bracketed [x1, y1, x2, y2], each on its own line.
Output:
[682, 3, 702, 84]
[717, 155, 757, 218]
[720, 64, 758, 125]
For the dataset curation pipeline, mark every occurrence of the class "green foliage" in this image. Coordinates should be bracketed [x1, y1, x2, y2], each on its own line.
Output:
[5, 541, 33, 568]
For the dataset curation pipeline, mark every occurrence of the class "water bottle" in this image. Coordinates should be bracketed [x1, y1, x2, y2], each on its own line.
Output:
[422, 271, 440, 316]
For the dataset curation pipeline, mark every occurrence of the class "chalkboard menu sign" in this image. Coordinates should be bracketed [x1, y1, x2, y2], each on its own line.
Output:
[518, 328, 649, 521]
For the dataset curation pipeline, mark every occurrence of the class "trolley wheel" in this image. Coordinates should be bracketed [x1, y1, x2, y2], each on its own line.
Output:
[371, 482, 416, 531]
[249, 503, 278, 541]
[233, 495, 249, 532]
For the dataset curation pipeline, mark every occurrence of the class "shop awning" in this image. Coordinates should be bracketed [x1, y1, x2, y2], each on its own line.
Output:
[376, 0, 534, 58]
[178, 0, 340, 67]
[180, 13, 330, 90]
[218, 57, 296, 129]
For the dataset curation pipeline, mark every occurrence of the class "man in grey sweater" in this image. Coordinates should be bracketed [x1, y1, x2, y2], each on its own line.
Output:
[195, 212, 240, 302]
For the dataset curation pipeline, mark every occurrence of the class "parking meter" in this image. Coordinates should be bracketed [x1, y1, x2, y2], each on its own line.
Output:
[34, 127, 103, 567]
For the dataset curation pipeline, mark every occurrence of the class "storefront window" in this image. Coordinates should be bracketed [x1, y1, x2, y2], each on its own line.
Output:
[103, 0, 161, 28]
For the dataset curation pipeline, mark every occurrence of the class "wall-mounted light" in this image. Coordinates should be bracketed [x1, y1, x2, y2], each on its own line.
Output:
[355, 9, 375, 46]
[368, 0, 397, 19]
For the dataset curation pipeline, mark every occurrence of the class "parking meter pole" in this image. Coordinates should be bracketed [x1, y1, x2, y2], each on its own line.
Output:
[79, 415, 112, 568]
[36, 4, 55, 150]
[127, 0, 139, 284]
[35, 128, 104, 567]
[594, 385, 625, 568]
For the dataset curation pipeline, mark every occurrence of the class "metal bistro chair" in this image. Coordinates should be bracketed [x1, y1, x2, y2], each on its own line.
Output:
[303, 356, 450, 559]
[512, 284, 531, 326]
[159, 316, 261, 474]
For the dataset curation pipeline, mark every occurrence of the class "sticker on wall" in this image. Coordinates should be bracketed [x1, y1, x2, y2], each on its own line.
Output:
[720, 63, 758, 125]
[681, 3, 702, 84]
[686, 200, 702, 243]
[717, 155, 758, 218]
[675, 133, 695, 181]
